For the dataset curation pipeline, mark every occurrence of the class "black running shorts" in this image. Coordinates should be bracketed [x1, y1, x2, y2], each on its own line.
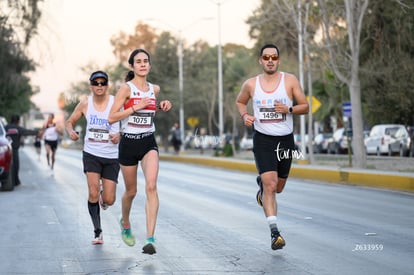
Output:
[253, 131, 295, 178]
[118, 132, 159, 166]
[82, 151, 120, 182]
[44, 140, 58, 151]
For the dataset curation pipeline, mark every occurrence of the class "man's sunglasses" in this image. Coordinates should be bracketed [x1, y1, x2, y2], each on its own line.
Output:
[90, 80, 108, 86]
[262, 54, 279, 61]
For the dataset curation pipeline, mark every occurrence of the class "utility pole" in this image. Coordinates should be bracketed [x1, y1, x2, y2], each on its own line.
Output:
[217, 0, 224, 137]
[178, 32, 185, 143]
[298, 0, 307, 160]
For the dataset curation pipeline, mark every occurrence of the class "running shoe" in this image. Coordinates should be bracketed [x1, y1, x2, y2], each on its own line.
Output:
[256, 176, 263, 207]
[91, 230, 103, 245]
[99, 190, 108, 210]
[271, 229, 285, 250]
[142, 237, 157, 255]
[119, 216, 135, 246]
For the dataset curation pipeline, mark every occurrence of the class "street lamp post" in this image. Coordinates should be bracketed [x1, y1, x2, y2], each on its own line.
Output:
[215, 0, 224, 137]
[178, 32, 184, 143]
[298, 0, 307, 159]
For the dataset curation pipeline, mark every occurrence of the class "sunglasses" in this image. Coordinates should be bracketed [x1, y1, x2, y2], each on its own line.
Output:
[262, 54, 279, 61]
[90, 80, 108, 86]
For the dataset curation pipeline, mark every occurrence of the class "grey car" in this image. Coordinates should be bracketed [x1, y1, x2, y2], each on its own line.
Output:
[388, 126, 411, 157]
[365, 124, 407, 156]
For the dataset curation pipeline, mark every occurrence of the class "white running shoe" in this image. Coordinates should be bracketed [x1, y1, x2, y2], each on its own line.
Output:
[91, 232, 103, 245]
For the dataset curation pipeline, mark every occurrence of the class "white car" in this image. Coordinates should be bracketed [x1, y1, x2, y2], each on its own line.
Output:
[239, 135, 253, 150]
[313, 133, 332, 154]
[327, 128, 352, 154]
[365, 124, 408, 156]
[388, 126, 411, 156]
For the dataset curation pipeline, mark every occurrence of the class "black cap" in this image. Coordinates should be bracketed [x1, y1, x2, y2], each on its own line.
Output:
[89, 71, 108, 81]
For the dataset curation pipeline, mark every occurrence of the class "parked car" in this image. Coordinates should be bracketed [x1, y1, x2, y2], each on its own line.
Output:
[294, 133, 309, 152]
[327, 128, 352, 154]
[387, 126, 411, 157]
[313, 133, 333, 154]
[365, 124, 407, 156]
[183, 135, 223, 150]
[407, 126, 414, 157]
[239, 134, 253, 150]
[0, 119, 14, 191]
[0, 116, 7, 126]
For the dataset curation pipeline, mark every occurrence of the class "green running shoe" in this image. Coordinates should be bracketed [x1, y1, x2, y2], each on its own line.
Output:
[119, 216, 135, 246]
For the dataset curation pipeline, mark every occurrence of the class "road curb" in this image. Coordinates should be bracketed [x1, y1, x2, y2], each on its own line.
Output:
[160, 154, 414, 193]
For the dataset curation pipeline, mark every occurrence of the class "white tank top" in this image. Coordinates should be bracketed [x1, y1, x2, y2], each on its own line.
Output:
[44, 124, 59, 141]
[83, 95, 119, 159]
[121, 81, 157, 134]
[252, 73, 293, 136]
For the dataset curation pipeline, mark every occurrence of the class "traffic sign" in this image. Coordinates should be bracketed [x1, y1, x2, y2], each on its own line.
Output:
[343, 102, 352, 118]
[306, 96, 321, 113]
[187, 116, 199, 128]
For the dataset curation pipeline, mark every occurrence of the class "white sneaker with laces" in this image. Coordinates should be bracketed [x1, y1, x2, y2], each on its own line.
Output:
[91, 232, 103, 245]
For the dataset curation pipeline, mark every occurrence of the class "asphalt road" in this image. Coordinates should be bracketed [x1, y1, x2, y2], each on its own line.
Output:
[0, 146, 413, 274]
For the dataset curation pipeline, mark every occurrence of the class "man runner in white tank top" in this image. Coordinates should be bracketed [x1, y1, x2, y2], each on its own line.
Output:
[236, 44, 309, 250]
[65, 71, 121, 245]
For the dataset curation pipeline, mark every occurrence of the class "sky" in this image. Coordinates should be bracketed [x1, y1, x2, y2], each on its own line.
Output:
[28, 0, 260, 113]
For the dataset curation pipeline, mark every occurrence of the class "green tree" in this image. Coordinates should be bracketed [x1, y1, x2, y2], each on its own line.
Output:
[360, 1, 414, 126]
[223, 44, 257, 154]
[247, 0, 301, 63]
[110, 22, 159, 66]
[0, 0, 43, 120]
[184, 41, 218, 135]
[151, 32, 181, 139]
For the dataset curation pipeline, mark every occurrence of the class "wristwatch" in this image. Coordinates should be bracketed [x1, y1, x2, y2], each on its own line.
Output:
[288, 106, 293, 114]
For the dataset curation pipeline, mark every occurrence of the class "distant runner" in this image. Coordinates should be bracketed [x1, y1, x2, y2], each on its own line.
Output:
[42, 113, 62, 170]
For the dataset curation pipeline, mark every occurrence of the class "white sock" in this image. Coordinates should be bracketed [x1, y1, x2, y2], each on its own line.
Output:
[267, 216, 278, 231]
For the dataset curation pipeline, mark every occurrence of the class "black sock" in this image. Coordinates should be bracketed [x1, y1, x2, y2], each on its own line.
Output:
[88, 201, 101, 232]
[270, 224, 279, 233]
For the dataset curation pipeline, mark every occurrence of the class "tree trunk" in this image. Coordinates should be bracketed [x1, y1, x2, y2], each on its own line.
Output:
[346, 0, 369, 169]
[349, 74, 367, 168]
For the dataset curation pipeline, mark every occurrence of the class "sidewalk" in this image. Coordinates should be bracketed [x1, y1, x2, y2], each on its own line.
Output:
[160, 149, 414, 193]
